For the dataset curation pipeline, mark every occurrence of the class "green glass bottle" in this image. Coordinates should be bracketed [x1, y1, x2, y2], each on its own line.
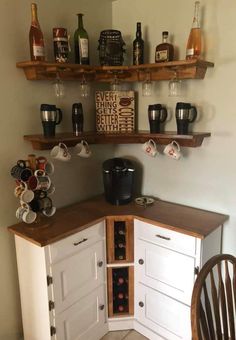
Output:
[74, 13, 89, 64]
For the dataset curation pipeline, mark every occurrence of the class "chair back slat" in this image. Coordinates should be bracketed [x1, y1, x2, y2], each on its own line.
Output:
[225, 260, 235, 339]
[210, 270, 222, 339]
[217, 263, 228, 339]
[191, 254, 236, 340]
[203, 281, 216, 340]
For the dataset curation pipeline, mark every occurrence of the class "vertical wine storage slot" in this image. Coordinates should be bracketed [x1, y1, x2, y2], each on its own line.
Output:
[112, 267, 129, 315]
[114, 221, 126, 261]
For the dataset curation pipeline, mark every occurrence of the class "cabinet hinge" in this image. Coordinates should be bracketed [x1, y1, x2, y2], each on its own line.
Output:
[50, 326, 56, 336]
[49, 300, 55, 311]
[194, 266, 199, 275]
[47, 275, 53, 286]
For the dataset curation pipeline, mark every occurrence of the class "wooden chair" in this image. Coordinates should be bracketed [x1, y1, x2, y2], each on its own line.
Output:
[191, 254, 236, 340]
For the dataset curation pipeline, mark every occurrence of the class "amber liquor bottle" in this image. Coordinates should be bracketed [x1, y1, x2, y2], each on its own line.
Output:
[155, 31, 174, 63]
[186, 1, 202, 59]
[133, 22, 144, 65]
[29, 3, 45, 61]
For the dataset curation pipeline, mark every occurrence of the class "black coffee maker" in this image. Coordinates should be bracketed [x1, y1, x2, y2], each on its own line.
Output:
[103, 158, 135, 205]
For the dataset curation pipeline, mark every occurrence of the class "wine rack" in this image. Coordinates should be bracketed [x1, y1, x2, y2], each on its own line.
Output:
[106, 217, 134, 263]
[107, 266, 134, 317]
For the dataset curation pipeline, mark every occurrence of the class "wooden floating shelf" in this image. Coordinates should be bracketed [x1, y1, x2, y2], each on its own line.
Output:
[16, 59, 214, 82]
[24, 131, 211, 150]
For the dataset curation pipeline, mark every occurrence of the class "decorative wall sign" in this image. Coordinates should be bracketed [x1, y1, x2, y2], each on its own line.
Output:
[95, 91, 135, 133]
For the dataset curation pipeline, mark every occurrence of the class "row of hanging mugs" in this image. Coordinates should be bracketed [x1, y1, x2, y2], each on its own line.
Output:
[142, 139, 181, 160]
[51, 140, 91, 161]
[148, 102, 197, 134]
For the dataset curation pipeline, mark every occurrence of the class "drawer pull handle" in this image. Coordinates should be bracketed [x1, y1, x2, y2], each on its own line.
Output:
[139, 301, 144, 308]
[73, 238, 88, 246]
[138, 259, 144, 265]
[99, 304, 105, 311]
[98, 261, 103, 267]
[156, 234, 171, 241]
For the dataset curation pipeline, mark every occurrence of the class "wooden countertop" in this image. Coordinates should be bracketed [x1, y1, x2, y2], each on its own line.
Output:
[8, 195, 229, 247]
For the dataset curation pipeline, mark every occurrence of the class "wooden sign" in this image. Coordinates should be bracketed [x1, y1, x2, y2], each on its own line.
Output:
[95, 91, 135, 133]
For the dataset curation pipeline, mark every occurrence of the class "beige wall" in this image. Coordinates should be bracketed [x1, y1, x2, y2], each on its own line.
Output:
[1, 0, 236, 339]
[112, 0, 236, 253]
[0, 1, 112, 339]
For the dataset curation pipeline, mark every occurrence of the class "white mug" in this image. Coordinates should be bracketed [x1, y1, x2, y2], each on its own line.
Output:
[16, 203, 37, 224]
[50, 143, 71, 162]
[163, 140, 181, 160]
[20, 186, 34, 203]
[74, 140, 92, 158]
[142, 139, 158, 157]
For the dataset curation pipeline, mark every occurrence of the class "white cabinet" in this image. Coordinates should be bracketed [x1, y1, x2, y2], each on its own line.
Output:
[134, 219, 222, 340]
[15, 221, 108, 340]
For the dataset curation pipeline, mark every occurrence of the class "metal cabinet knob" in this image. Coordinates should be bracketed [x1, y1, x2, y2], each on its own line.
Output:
[139, 301, 144, 308]
[138, 259, 144, 265]
[99, 304, 105, 310]
[98, 261, 103, 267]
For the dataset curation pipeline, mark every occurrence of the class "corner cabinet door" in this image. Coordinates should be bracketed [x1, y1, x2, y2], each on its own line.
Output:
[136, 283, 191, 340]
[51, 239, 106, 314]
[55, 285, 108, 340]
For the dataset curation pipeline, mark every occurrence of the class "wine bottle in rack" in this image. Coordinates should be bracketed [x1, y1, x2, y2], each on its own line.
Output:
[29, 3, 45, 61]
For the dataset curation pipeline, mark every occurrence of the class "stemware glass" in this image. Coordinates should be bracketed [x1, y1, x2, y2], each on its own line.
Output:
[52, 74, 65, 98]
[142, 72, 153, 97]
[80, 74, 90, 98]
[110, 74, 122, 91]
[168, 71, 182, 97]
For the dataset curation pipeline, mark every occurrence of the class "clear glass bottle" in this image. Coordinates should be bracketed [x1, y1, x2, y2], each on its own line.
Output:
[74, 13, 89, 65]
[155, 31, 174, 63]
[29, 3, 45, 61]
[186, 1, 202, 60]
[133, 22, 144, 65]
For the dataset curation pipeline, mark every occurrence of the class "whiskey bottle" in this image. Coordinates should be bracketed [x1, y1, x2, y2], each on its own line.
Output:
[155, 31, 174, 63]
[74, 13, 89, 64]
[186, 1, 202, 59]
[29, 3, 45, 61]
[133, 22, 144, 65]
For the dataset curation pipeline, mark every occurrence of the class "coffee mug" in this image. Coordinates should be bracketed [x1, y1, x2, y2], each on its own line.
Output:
[74, 140, 91, 158]
[30, 196, 52, 213]
[42, 205, 56, 217]
[16, 203, 37, 224]
[47, 183, 55, 195]
[36, 156, 54, 174]
[50, 143, 71, 161]
[142, 139, 158, 157]
[163, 141, 181, 160]
[11, 161, 32, 182]
[20, 185, 34, 203]
[14, 182, 27, 198]
[28, 171, 51, 191]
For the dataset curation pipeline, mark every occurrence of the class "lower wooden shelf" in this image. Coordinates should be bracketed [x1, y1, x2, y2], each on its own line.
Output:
[24, 131, 211, 150]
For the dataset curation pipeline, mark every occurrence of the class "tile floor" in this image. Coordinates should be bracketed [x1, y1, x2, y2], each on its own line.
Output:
[101, 330, 148, 340]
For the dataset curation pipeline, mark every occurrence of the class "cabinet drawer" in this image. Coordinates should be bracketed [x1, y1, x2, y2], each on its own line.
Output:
[48, 221, 105, 264]
[55, 284, 108, 340]
[135, 239, 195, 304]
[135, 283, 191, 340]
[51, 239, 106, 314]
[135, 219, 196, 256]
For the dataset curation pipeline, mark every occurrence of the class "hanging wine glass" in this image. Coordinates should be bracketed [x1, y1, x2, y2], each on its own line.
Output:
[80, 74, 90, 98]
[110, 73, 122, 91]
[168, 71, 182, 97]
[142, 71, 152, 96]
[52, 73, 65, 98]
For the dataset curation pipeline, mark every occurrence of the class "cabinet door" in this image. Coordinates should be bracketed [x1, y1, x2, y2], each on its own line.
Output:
[136, 239, 196, 305]
[135, 283, 191, 340]
[55, 285, 108, 340]
[51, 239, 105, 314]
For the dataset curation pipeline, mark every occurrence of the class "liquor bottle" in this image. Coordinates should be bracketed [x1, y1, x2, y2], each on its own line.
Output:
[133, 22, 144, 65]
[115, 248, 125, 260]
[72, 103, 84, 136]
[29, 3, 45, 61]
[186, 1, 202, 59]
[74, 13, 89, 64]
[155, 31, 174, 63]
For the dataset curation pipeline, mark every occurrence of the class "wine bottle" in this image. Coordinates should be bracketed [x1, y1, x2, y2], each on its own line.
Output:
[155, 31, 174, 63]
[29, 3, 45, 61]
[133, 22, 144, 65]
[186, 1, 202, 60]
[74, 13, 89, 64]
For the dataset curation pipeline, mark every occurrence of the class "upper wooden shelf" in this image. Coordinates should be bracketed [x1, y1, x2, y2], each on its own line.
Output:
[24, 131, 211, 150]
[16, 59, 214, 82]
